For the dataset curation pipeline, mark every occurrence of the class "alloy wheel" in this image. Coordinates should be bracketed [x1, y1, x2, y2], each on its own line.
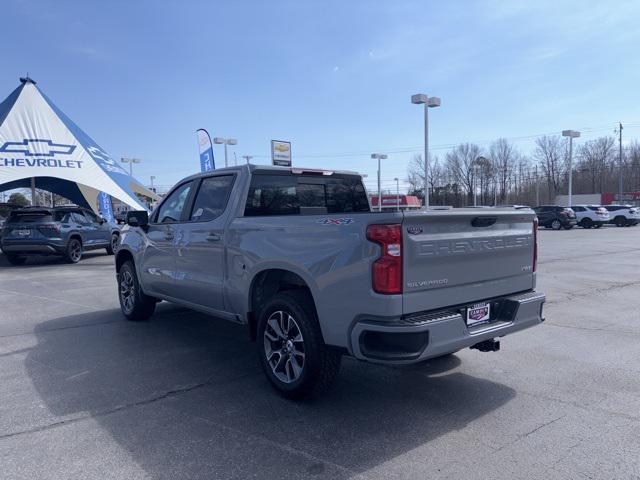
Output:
[119, 270, 136, 314]
[263, 310, 306, 384]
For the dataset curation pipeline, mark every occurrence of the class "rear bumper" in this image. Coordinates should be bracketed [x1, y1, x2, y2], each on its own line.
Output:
[349, 291, 545, 364]
[1, 240, 65, 255]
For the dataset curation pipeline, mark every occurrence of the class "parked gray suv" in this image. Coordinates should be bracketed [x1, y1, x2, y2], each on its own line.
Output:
[1, 206, 120, 265]
[116, 165, 545, 398]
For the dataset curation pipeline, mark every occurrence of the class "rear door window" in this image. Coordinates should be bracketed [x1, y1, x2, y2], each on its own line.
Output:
[189, 175, 235, 222]
[244, 174, 370, 216]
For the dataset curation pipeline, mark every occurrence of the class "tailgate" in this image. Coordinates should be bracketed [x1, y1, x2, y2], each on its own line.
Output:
[402, 208, 536, 314]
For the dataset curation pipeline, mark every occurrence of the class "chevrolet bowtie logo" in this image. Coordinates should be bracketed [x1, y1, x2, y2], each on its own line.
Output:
[0, 138, 76, 157]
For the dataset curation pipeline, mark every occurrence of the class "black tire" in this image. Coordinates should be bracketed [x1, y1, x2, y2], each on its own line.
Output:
[5, 254, 27, 265]
[106, 233, 119, 255]
[614, 216, 626, 227]
[594, 224, 602, 229]
[117, 260, 156, 321]
[551, 219, 562, 230]
[63, 238, 83, 263]
[257, 290, 341, 399]
[581, 218, 593, 229]
[563, 225, 573, 230]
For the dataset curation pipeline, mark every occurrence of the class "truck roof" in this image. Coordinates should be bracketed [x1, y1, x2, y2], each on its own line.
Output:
[177, 164, 362, 184]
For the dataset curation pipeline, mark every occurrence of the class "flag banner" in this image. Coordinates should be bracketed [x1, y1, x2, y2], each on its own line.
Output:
[197, 129, 215, 172]
[98, 192, 115, 222]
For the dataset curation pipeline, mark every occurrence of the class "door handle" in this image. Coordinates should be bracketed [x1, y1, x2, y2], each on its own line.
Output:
[207, 233, 221, 242]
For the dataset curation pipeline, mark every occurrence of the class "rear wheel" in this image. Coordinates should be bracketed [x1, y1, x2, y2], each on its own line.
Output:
[106, 233, 119, 255]
[117, 260, 156, 321]
[614, 216, 626, 227]
[4, 254, 27, 265]
[581, 218, 593, 229]
[257, 290, 341, 399]
[551, 219, 562, 230]
[594, 224, 602, 229]
[63, 238, 83, 263]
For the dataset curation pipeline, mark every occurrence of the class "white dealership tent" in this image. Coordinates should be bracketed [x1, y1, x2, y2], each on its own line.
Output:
[0, 77, 159, 217]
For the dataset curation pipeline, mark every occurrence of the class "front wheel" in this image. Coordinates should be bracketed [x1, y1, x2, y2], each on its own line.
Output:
[117, 260, 156, 321]
[614, 216, 626, 227]
[581, 218, 593, 229]
[257, 290, 341, 399]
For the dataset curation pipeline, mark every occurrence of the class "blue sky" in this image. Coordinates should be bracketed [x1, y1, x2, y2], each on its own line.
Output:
[3, 0, 640, 192]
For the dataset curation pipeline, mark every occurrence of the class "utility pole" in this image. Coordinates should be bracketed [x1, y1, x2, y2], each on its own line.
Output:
[242, 155, 253, 164]
[618, 122, 624, 202]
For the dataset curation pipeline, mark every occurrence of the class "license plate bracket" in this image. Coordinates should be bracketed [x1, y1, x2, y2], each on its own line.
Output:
[466, 302, 491, 327]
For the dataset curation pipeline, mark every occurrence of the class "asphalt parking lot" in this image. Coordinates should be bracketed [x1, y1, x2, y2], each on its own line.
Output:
[1, 226, 639, 480]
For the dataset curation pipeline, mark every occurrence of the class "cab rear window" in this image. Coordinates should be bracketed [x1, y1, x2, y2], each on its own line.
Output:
[244, 174, 370, 216]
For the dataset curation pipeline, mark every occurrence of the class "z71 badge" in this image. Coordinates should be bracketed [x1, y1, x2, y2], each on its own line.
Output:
[406, 225, 423, 235]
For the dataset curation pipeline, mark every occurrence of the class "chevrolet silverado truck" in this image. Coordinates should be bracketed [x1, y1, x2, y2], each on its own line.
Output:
[115, 165, 545, 398]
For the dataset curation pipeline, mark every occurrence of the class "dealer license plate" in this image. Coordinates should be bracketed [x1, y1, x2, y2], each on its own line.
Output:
[16, 229, 31, 237]
[466, 302, 491, 327]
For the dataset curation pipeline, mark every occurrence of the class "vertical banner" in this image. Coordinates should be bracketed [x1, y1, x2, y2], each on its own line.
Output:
[197, 129, 215, 172]
[98, 192, 115, 222]
[271, 140, 292, 166]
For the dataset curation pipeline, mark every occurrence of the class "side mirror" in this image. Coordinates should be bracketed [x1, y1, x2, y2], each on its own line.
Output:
[126, 210, 149, 228]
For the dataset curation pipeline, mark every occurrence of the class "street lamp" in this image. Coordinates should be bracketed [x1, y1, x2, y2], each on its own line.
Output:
[120, 157, 142, 177]
[213, 137, 237, 168]
[371, 153, 388, 212]
[394, 177, 400, 212]
[562, 130, 581, 206]
[411, 93, 441, 209]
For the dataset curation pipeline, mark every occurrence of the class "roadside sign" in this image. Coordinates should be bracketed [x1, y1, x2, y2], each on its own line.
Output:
[271, 140, 292, 167]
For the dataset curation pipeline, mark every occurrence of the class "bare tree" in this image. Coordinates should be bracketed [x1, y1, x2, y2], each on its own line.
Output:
[490, 138, 517, 202]
[534, 136, 565, 199]
[576, 137, 615, 193]
[445, 143, 481, 205]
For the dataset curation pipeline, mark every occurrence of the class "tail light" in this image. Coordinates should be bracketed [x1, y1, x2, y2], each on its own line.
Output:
[366, 224, 402, 294]
[38, 224, 61, 237]
[533, 218, 538, 272]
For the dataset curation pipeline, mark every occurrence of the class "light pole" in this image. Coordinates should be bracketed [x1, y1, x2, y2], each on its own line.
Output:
[562, 130, 581, 206]
[411, 93, 441, 209]
[150, 175, 156, 192]
[394, 177, 400, 211]
[371, 153, 387, 212]
[213, 137, 237, 168]
[120, 157, 142, 177]
[242, 155, 253, 164]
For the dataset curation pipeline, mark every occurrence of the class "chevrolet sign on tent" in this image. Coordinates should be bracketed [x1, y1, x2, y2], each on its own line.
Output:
[0, 77, 159, 215]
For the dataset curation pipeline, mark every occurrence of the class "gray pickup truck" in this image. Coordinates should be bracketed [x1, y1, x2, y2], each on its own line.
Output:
[116, 165, 545, 398]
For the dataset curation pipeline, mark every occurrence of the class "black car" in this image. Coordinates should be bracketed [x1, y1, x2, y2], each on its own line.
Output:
[533, 205, 578, 230]
[0, 206, 120, 265]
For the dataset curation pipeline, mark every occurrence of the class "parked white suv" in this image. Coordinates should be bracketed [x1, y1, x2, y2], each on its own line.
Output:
[570, 205, 610, 229]
[603, 205, 640, 227]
